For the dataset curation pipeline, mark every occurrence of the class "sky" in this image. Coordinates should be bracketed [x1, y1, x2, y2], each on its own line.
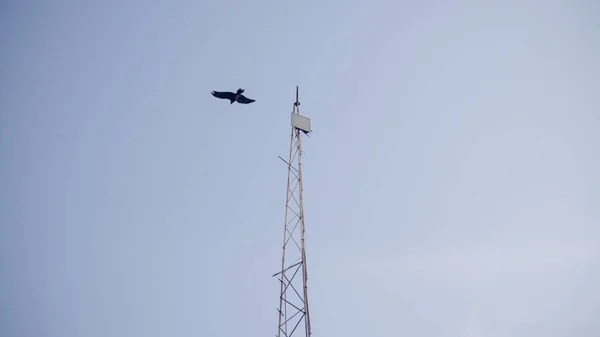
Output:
[1, 0, 599, 336]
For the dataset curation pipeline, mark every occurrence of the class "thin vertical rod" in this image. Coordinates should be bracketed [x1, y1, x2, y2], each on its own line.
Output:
[277, 126, 295, 337]
[296, 127, 311, 337]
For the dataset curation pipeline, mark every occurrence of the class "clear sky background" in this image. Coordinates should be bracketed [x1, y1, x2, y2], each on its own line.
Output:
[1, 0, 599, 336]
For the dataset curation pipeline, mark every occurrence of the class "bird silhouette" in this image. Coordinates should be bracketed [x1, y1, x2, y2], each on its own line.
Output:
[211, 88, 255, 104]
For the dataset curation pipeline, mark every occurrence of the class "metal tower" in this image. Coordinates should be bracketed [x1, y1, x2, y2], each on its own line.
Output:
[274, 86, 313, 337]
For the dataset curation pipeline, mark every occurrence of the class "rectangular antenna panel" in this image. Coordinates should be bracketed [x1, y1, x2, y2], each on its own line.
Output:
[291, 113, 311, 133]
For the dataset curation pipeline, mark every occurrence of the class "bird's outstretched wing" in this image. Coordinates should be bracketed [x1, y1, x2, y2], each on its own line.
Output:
[211, 91, 236, 100]
[236, 94, 255, 104]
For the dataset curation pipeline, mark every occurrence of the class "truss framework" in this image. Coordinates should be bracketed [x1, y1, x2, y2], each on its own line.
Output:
[273, 87, 311, 337]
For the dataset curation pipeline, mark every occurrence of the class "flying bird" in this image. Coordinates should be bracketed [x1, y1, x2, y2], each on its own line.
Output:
[211, 88, 256, 104]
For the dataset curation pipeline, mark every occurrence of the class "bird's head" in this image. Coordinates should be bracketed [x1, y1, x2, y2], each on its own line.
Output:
[236, 88, 244, 94]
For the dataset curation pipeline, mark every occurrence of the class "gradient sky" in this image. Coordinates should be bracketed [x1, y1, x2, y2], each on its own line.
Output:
[1, 1, 599, 336]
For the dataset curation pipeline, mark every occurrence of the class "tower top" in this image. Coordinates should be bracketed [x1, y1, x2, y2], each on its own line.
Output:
[291, 86, 311, 134]
[295, 86, 300, 107]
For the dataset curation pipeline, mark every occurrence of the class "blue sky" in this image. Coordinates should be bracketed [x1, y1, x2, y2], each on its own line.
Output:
[1, 0, 599, 336]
